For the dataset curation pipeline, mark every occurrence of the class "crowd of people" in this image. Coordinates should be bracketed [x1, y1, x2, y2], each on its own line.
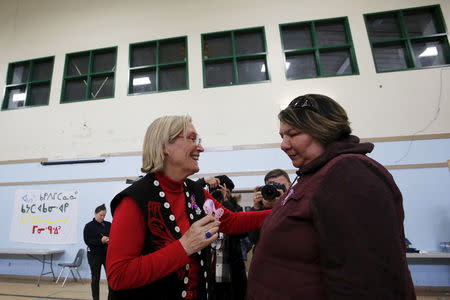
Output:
[83, 93, 415, 300]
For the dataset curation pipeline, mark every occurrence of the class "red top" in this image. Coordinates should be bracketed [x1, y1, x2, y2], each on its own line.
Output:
[106, 172, 269, 291]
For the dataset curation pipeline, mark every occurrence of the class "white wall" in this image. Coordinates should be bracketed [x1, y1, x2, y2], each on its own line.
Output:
[0, 138, 449, 285]
[0, 0, 449, 161]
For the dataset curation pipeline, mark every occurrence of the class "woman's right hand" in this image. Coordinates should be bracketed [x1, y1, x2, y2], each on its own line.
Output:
[179, 215, 220, 256]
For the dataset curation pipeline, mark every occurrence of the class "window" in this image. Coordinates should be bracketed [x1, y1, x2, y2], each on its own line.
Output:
[364, 5, 450, 72]
[61, 47, 117, 102]
[2, 57, 54, 110]
[280, 17, 359, 80]
[202, 27, 269, 87]
[129, 37, 188, 94]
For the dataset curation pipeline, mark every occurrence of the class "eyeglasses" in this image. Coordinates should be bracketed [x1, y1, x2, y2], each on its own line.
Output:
[177, 134, 202, 146]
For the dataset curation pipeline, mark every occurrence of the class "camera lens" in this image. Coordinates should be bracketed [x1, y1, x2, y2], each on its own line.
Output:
[260, 185, 280, 201]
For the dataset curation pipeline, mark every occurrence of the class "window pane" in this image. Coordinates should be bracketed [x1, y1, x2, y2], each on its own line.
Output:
[160, 39, 186, 64]
[373, 43, 408, 71]
[32, 59, 53, 81]
[237, 58, 268, 83]
[64, 78, 87, 101]
[90, 75, 114, 98]
[131, 43, 156, 67]
[281, 24, 312, 50]
[67, 53, 89, 76]
[404, 9, 439, 37]
[412, 40, 448, 68]
[286, 53, 317, 79]
[366, 14, 401, 40]
[5, 86, 26, 109]
[93, 50, 116, 73]
[28, 83, 50, 105]
[203, 34, 232, 59]
[316, 21, 347, 47]
[130, 69, 156, 94]
[205, 61, 233, 86]
[320, 50, 352, 76]
[235, 30, 264, 55]
[159, 66, 186, 90]
[9, 63, 29, 84]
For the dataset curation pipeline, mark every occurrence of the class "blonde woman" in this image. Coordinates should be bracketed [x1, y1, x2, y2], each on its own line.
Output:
[106, 115, 268, 300]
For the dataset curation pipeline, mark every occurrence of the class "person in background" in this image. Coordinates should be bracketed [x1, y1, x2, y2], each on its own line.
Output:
[252, 169, 291, 211]
[248, 169, 291, 249]
[247, 94, 416, 299]
[83, 204, 111, 300]
[106, 115, 269, 300]
[207, 175, 248, 300]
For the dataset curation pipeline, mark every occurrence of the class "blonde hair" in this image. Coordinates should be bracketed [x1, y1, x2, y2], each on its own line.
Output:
[141, 115, 192, 173]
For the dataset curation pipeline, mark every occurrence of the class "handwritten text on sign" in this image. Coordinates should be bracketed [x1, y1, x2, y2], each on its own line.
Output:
[10, 189, 79, 244]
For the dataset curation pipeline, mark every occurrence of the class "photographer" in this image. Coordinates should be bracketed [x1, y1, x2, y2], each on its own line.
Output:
[198, 175, 248, 300]
[249, 169, 291, 248]
[197, 176, 221, 191]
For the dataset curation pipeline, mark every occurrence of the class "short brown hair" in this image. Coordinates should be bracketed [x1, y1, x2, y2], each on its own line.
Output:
[141, 115, 192, 173]
[278, 94, 351, 145]
[264, 169, 290, 184]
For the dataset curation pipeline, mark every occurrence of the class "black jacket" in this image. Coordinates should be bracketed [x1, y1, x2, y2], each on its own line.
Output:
[83, 218, 111, 256]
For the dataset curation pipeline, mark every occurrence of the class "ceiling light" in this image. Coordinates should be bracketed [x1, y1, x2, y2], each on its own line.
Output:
[133, 77, 151, 86]
[12, 93, 26, 102]
[286, 62, 291, 70]
[419, 46, 438, 57]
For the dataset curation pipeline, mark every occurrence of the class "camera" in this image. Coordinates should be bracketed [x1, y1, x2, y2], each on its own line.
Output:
[210, 188, 224, 202]
[258, 182, 287, 201]
[207, 175, 235, 203]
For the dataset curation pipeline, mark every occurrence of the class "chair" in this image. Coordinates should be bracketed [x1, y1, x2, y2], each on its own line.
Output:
[55, 248, 84, 287]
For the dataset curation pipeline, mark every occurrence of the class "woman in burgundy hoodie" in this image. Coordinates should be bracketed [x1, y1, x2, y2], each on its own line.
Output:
[247, 94, 416, 300]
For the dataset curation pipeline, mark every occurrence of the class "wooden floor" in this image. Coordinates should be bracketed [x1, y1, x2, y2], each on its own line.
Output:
[0, 275, 109, 300]
[0, 275, 449, 300]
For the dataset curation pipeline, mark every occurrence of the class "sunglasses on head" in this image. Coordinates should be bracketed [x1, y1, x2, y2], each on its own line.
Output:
[288, 96, 319, 113]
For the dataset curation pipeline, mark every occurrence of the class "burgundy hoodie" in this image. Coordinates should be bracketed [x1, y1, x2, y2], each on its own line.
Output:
[247, 135, 416, 300]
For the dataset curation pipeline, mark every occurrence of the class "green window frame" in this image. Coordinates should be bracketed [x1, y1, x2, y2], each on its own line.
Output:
[61, 46, 117, 103]
[364, 5, 450, 72]
[129, 36, 188, 95]
[279, 17, 359, 80]
[2, 56, 54, 110]
[202, 27, 270, 88]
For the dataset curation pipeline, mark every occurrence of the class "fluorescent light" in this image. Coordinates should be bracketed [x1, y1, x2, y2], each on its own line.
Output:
[133, 77, 151, 86]
[12, 93, 26, 102]
[285, 62, 291, 70]
[419, 46, 438, 58]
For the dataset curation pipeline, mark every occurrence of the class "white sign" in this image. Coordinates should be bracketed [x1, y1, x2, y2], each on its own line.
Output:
[10, 189, 79, 244]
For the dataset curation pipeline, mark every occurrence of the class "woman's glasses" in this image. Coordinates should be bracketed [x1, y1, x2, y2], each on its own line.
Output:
[177, 134, 202, 146]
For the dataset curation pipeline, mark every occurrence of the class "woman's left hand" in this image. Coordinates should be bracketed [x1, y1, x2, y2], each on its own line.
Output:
[179, 215, 220, 255]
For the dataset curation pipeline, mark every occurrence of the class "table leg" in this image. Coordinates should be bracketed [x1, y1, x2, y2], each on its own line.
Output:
[27, 253, 60, 286]
[37, 254, 46, 287]
[49, 254, 56, 280]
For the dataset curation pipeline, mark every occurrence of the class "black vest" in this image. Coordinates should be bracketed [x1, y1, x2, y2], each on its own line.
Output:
[109, 173, 213, 300]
